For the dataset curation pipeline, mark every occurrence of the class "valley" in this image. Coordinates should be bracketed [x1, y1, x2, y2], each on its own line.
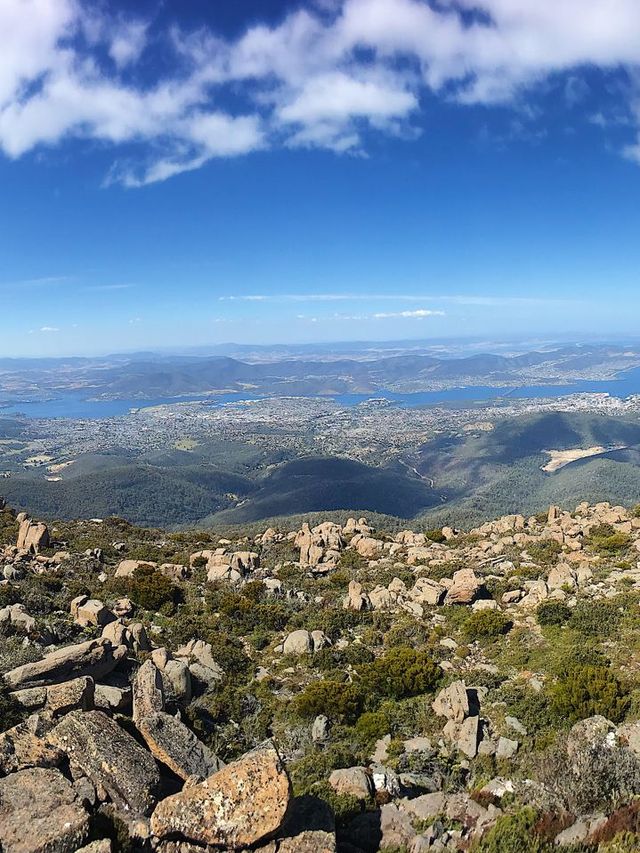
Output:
[3, 384, 640, 530]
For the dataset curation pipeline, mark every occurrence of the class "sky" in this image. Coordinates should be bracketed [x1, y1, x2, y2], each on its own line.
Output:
[4, 0, 640, 356]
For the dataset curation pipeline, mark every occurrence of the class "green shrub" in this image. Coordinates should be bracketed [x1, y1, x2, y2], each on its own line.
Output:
[495, 682, 559, 740]
[124, 565, 181, 612]
[289, 607, 364, 641]
[550, 664, 629, 724]
[594, 534, 632, 554]
[425, 529, 446, 543]
[294, 681, 365, 723]
[289, 742, 361, 800]
[355, 710, 390, 744]
[536, 601, 572, 627]
[208, 632, 252, 678]
[0, 584, 20, 608]
[0, 508, 19, 547]
[599, 832, 640, 852]
[0, 682, 24, 729]
[527, 540, 562, 564]
[591, 522, 616, 536]
[338, 550, 365, 571]
[463, 610, 512, 640]
[568, 600, 622, 637]
[589, 524, 632, 554]
[358, 646, 441, 700]
[309, 783, 363, 823]
[472, 807, 546, 853]
[204, 585, 290, 635]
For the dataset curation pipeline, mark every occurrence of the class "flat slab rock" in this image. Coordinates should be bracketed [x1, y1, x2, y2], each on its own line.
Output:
[3, 638, 126, 690]
[137, 711, 223, 781]
[151, 740, 290, 848]
[0, 767, 89, 853]
[49, 709, 161, 815]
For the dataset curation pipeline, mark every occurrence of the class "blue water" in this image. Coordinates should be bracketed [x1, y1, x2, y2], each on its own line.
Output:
[3, 367, 640, 419]
[0, 394, 240, 419]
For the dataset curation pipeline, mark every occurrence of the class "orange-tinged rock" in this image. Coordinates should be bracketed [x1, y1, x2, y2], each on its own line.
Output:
[150, 740, 290, 848]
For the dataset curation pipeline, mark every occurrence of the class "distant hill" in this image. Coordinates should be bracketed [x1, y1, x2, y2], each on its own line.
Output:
[1, 462, 253, 527]
[413, 411, 640, 528]
[210, 457, 440, 524]
[3, 342, 639, 400]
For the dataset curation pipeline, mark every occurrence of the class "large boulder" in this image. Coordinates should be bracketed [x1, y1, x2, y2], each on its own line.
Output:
[353, 536, 384, 559]
[230, 551, 260, 573]
[150, 740, 290, 848]
[151, 648, 192, 702]
[445, 568, 483, 605]
[283, 629, 314, 655]
[295, 522, 343, 567]
[432, 681, 470, 723]
[0, 767, 89, 853]
[409, 577, 446, 606]
[328, 767, 373, 800]
[276, 795, 336, 853]
[114, 559, 156, 578]
[343, 580, 370, 611]
[70, 596, 115, 628]
[158, 563, 189, 581]
[49, 710, 161, 815]
[443, 715, 481, 759]
[3, 638, 126, 690]
[0, 604, 36, 633]
[174, 639, 223, 687]
[137, 712, 223, 781]
[17, 519, 50, 553]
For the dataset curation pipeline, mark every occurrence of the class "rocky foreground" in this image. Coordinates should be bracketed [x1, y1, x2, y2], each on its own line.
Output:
[3, 500, 640, 851]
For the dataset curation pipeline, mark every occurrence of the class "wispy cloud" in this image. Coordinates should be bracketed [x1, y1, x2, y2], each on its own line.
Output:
[0, 275, 73, 290]
[218, 294, 269, 302]
[3, 1, 640, 185]
[216, 292, 581, 307]
[332, 308, 445, 321]
[372, 309, 445, 319]
[84, 283, 134, 292]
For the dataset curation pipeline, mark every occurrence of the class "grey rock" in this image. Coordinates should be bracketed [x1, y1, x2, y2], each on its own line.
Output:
[312, 714, 330, 743]
[137, 711, 223, 781]
[49, 710, 161, 815]
[496, 737, 519, 760]
[328, 767, 372, 800]
[0, 767, 89, 853]
[132, 660, 164, 723]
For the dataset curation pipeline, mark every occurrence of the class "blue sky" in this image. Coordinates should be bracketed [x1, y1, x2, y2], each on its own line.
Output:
[4, 0, 640, 356]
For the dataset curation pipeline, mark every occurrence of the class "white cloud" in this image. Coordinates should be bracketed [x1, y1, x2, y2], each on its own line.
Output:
[219, 294, 269, 302]
[372, 309, 445, 319]
[84, 283, 133, 291]
[3, 0, 640, 183]
[109, 21, 148, 69]
[39, 325, 60, 332]
[215, 292, 576, 307]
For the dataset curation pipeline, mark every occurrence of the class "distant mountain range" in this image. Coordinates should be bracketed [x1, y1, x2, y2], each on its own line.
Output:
[2, 342, 639, 400]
